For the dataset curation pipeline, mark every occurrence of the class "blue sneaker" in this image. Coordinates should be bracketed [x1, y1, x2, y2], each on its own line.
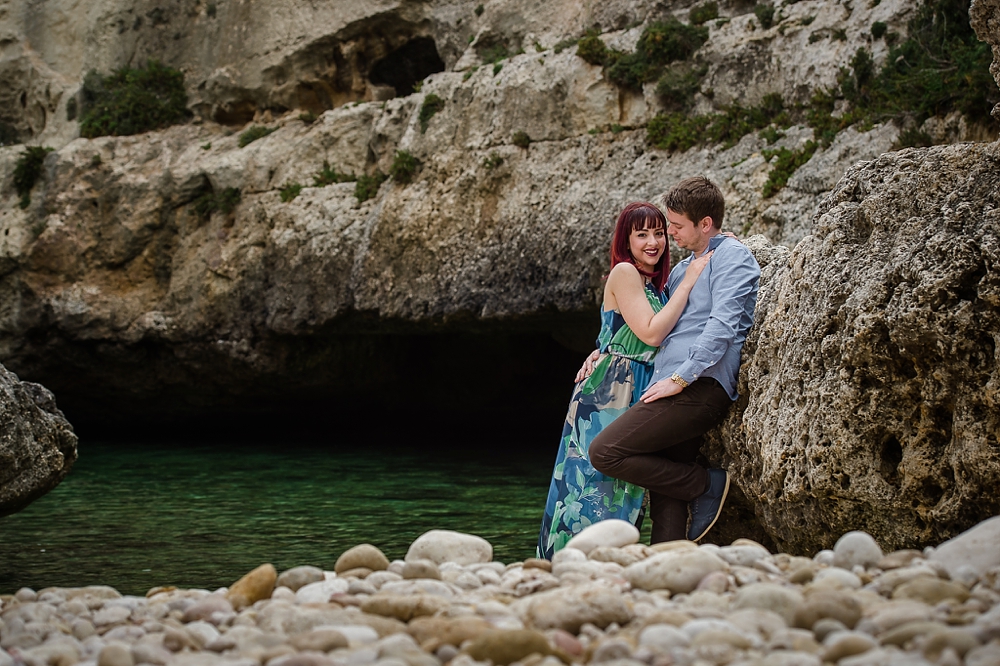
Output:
[688, 469, 730, 542]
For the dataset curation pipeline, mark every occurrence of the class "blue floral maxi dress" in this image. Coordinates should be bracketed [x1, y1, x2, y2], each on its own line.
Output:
[536, 284, 667, 559]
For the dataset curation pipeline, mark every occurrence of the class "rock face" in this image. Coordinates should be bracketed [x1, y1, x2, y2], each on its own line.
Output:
[712, 142, 1000, 553]
[0, 363, 78, 516]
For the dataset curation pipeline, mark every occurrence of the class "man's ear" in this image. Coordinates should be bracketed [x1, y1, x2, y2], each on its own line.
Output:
[698, 215, 714, 232]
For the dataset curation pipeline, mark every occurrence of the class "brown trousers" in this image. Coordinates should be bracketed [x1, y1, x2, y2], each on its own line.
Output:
[589, 377, 732, 543]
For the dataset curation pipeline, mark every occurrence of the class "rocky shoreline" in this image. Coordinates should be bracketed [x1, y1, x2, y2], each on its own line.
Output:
[4, 520, 1000, 666]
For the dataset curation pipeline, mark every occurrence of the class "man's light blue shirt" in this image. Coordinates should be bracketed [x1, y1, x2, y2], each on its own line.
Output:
[649, 234, 760, 400]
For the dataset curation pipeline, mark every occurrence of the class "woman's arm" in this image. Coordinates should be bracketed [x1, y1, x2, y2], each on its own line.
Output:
[607, 252, 713, 346]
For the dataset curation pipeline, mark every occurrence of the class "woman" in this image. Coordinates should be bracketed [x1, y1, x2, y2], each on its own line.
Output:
[536, 201, 712, 559]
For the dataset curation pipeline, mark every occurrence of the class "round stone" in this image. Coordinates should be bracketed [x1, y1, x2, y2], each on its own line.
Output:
[405, 530, 492, 566]
[638, 624, 690, 652]
[290, 628, 349, 652]
[733, 583, 804, 626]
[181, 595, 234, 624]
[336, 544, 391, 574]
[97, 643, 133, 666]
[276, 565, 325, 591]
[564, 519, 640, 555]
[892, 577, 970, 604]
[821, 630, 877, 662]
[833, 531, 883, 570]
[402, 559, 442, 580]
[624, 549, 728, 593]
[226, 563, 276, 610]
[463, 629, 555, 665]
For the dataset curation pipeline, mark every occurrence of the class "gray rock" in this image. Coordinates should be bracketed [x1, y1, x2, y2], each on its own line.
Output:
[929, 515, 1000, 580]
[0, 365, 78, 516]
[714, 141, 1000, 554]
[564, 519, 639, 555]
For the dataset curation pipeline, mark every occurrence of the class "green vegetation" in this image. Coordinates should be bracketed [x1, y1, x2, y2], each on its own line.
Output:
[553, 38, 578, 54]
[871, 21, 887, 39]
[474, 4, 484, 16]
[90, 154, 102, 166]
[801, 15, 815, 26]
[313, 161, 356, 186]
[207, 2, 216, 17]
[479, 43, 510, 64]
[512, 131, 531, 148]
[13, 146, 54, 209]
[832, 28, 847, 41]
[419, 94, 445, 133]
[66, 97, 78, 121]
[761, 141, 817, 197]
[389, 150, 420, 184]
[895, 128, 934, 149]
[194, 187, 241, 219]
[754, 4, 775, 30]
[689, 2, 719, 25]
[493, 63, 503, 76]
[238, 125, 276, 147]
[611, 124, 625, 134]
[79, 60, 189, 138]
[355, 172, 387, 203]
[800, 0, 996, 147]
[647, 93, 788, 151]
[463, 67, 478, 81]
[759, 126, 785, 144]
[483, 152, 503, 169]
[280, 182, 303, 202]
[577, 19, 708, 92]
[656, 64, 708, 110]
[299, 111, 317, 124]
[412, 81, 423, 93]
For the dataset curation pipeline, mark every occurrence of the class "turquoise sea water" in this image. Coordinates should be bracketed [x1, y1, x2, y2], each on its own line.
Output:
[0, 440, 562, 596]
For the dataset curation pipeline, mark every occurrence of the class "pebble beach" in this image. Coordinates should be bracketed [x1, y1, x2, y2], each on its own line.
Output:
[4, 519, 1000, 666]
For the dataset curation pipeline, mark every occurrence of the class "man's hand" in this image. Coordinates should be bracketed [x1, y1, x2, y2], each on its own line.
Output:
[575, 349, 601, 383]
[641, 377, 684, 403]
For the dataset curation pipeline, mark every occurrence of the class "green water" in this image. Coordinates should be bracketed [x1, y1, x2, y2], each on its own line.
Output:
[0, 440, 559, 596]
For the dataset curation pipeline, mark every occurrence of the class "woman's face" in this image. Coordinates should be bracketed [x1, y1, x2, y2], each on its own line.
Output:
[629, 223, 666, 271]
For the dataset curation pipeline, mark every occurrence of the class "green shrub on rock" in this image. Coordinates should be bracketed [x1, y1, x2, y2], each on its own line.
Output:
[576, 33, 610, 66]
[389, 151, 420, 184]
[313, 161, 356, 186]
[238, 126, 276, 148]
[762, 141, 818, 197]
[512, 131, 531, 148]
[194, 187, 241, 219]
[79, 60, 189, 138]
[689, 2, 719, 25]
[280, 182, 303, 202]
[419, 94, 445, 133]
[13, 146, 54, 209]
[754, 4, 775, 30]
[355, 172, 387, 203]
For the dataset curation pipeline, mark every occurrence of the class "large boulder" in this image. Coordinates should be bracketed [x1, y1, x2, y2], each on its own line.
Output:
[0, 363, 78, 516]
[716, 141, 1000, 553]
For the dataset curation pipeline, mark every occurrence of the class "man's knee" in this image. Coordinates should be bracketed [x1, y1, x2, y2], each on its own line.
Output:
[589, 433, 618, 474]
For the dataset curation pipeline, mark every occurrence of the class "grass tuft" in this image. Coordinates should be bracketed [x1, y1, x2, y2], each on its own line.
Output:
[512, 131, 531, 148]
[389, 150, 420, 184]
[280, 182, 303, 202]
[419, 94, 445, 133]
[194, 187, 241, 219]
[355, 172, 387, 203]
[761, 141, 817, 197]
[314, 161, 357, 186]
[238, 126, 276, 148]
[689, 2, 719, 25]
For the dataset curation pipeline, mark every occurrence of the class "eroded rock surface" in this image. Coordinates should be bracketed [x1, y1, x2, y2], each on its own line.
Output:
[0, 364, 77, 516]
[723, 142, 1000, 553]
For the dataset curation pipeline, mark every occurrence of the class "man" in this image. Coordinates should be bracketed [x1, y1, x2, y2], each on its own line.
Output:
[589, 176, 760, 544]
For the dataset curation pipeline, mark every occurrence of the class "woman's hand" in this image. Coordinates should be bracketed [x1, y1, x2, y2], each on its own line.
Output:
[575, 349, 601, 383]
[678, 249, 714, 289]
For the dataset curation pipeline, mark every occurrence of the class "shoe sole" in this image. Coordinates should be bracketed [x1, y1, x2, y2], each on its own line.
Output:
[690, 473, 730, 543]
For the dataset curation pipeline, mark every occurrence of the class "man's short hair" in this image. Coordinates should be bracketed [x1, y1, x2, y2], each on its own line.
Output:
[662, 176, 725, 230]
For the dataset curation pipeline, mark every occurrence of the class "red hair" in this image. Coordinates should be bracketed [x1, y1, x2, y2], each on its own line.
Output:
[609, 202, 669, 293]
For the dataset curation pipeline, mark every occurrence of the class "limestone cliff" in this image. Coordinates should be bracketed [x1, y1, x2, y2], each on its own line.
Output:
[1, 0, 998, 548]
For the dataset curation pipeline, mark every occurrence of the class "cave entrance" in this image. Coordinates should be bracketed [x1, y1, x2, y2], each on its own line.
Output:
[368, 37, 445, 97]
